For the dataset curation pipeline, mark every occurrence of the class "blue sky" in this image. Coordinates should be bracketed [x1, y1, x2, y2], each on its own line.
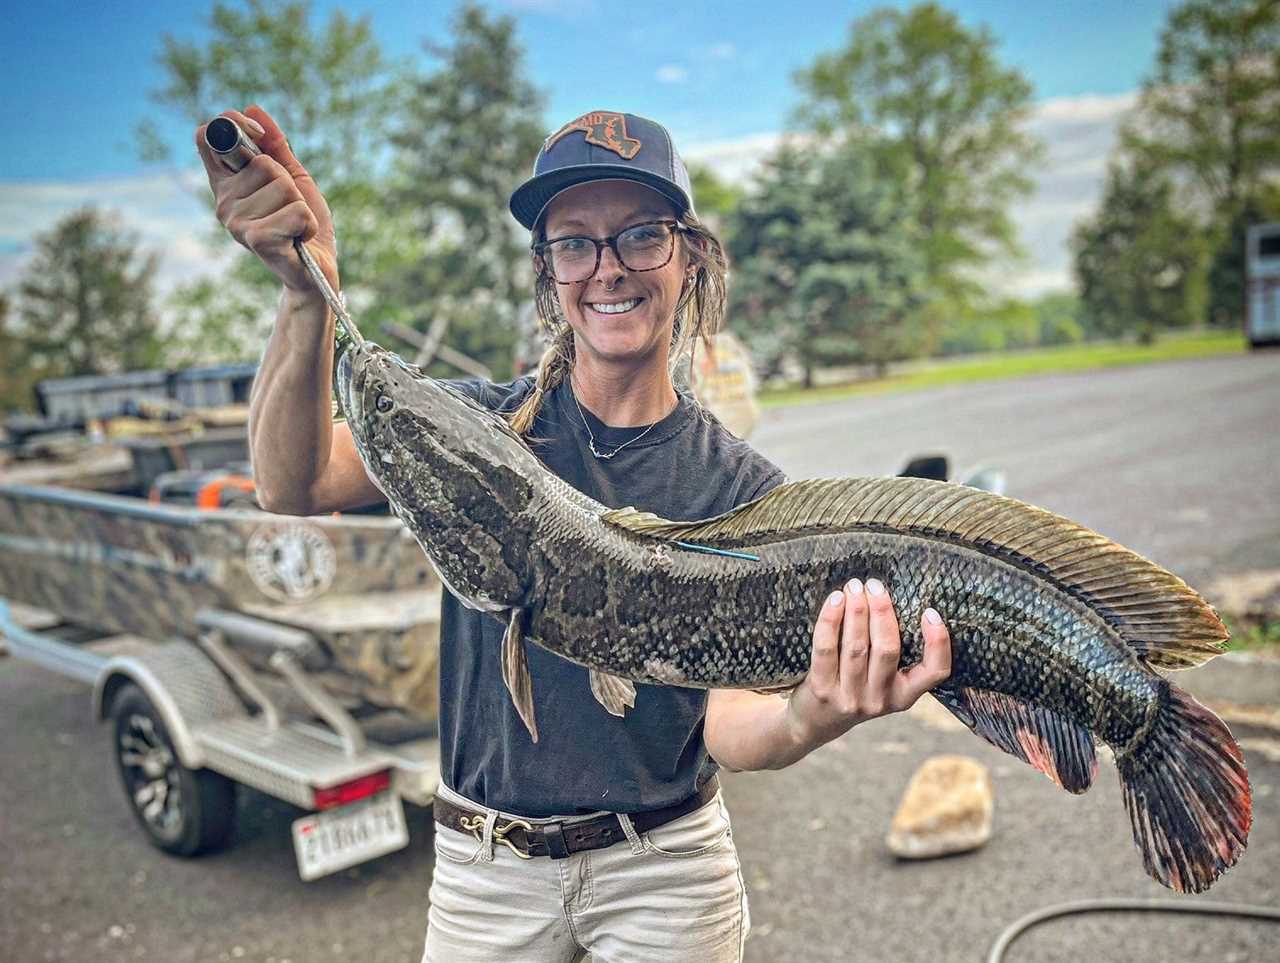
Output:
[1, 0, 1182, 295]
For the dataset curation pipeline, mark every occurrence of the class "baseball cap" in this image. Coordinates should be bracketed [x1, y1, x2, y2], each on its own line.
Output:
[509, 111, 695, 231]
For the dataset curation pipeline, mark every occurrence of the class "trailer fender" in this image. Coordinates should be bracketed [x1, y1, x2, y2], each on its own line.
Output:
[94, 640, 250, 770]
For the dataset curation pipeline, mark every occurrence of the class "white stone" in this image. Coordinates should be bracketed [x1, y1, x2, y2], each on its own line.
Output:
[885, 755, 993, 859]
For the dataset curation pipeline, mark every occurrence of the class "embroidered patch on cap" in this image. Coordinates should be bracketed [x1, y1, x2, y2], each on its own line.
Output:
[544, 111, 642, 160]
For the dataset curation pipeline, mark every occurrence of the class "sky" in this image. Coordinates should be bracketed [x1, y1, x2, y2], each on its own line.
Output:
[0, 0, 1182, 303]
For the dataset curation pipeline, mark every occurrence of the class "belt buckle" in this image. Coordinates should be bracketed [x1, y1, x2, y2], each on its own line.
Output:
[459, 813, 534, 860]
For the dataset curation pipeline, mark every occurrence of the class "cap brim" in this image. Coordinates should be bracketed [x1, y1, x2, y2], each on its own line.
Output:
[510, 164, 691, 231]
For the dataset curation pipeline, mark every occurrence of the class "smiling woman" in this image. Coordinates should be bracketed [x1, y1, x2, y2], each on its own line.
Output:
[412, 109, 954, 962]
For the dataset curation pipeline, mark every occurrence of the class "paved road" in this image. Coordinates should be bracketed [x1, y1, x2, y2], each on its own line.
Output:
[2, 353, 1278, 962]
[752, 351, 1280, 589]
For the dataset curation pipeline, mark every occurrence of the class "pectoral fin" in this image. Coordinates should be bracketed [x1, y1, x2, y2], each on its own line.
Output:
[589, 669, 637, 718]
[501, 608, 538, 742]
[932, 684, 1097, 794]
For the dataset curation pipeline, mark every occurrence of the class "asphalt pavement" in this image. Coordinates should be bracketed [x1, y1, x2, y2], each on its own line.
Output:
[2, 351, 1279, 962]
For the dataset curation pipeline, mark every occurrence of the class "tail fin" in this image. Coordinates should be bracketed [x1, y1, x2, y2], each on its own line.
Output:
[1116, 683, 1251, 893]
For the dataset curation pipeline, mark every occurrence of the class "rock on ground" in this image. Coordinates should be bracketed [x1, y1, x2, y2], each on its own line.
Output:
[885, 754, 993, 859]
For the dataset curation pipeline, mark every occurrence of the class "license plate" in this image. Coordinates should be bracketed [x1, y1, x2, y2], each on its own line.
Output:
[291, 790, 409, 881]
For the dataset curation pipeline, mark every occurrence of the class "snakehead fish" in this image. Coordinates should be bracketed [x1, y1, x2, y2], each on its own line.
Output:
[334, 340, 1250, 894]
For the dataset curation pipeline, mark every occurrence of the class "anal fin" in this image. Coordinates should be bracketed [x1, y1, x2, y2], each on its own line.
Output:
[502, 609, 538, 742]
[932, 685, 1098, 794]
[589, 669, 636, 718]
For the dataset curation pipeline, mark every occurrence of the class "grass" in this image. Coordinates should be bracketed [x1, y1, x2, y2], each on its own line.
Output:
[1223, 616, 1280, 656]
[759, 329, 1248, 409]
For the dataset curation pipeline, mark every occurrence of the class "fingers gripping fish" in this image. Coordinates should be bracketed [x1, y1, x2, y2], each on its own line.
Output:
[335, 340, 1250, 895]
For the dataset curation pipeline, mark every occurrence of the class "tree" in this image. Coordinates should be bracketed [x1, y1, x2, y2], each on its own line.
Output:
[794, 1, 1042, 332]
[728, 140, 927, 385]
[1125, 0, 1280, 325]
[937, 298, 1041, 355]
[1031, 292, 1086, 347]
[146, 0, 412, 353]
[687, 162, 743, 233]
[1072, 157, 1208, 343]
[0, 290, 42, 412]
[10, 209, 165, 380]
[374, 3, 546, 380]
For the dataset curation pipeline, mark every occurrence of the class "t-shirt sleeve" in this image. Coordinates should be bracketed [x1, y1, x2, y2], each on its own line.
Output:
[743, 466, 787, 504]
[720, 435, 786, 509]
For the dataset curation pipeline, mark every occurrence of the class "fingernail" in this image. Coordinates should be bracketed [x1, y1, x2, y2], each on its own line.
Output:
[924, 607, 942, 625]
[827, 591, 844, 608]
[866, 578, 885, 596]
[242, 115, 265, 137]
[846, 578, 862, 594]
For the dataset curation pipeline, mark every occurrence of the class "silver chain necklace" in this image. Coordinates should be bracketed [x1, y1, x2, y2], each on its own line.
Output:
[572, 391, 662, 460]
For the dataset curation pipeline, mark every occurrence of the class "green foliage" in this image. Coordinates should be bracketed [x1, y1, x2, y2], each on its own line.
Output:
[6, 209, 165, 396]
[687, 162, 743, 231]
[147, 0, 414, 351]
[1124, 0, 1280, 326]
[161, 275, 271, 367]
[1031, 292, 1086, 347]
[374, 3, 545, 381]
[1127, 0, 1280, 211]
[0, 291, 42, 412]
[1072, 156, 1209, 344]
[727, 140, 928, 384]
[938, 298, 1040, 356]
[794, 1, 1042, 328]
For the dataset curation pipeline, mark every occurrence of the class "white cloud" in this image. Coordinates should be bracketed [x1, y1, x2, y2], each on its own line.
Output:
[684, 91, 1138, 298]
[708, 42, 736, 60]
[0, 89, 1137, 317]
[656, 64, 689, 84]
[683, 131, 804, 183]
[0, 168, 232, 301]
[992, 90, 1138, 296]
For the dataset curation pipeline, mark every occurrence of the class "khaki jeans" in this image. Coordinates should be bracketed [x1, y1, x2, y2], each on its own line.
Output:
[422, 782, 750, 962]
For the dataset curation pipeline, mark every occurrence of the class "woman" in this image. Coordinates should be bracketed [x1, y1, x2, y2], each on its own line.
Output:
[197, 105, 953, 962]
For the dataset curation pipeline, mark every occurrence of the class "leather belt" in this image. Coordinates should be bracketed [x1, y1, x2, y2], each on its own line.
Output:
[433, 776, 720, 860]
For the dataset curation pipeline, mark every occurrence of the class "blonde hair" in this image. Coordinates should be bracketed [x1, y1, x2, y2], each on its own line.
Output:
[508, 211, 729, 437]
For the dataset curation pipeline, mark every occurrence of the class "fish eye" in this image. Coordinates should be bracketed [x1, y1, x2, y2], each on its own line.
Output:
[375, 393, 394, 413]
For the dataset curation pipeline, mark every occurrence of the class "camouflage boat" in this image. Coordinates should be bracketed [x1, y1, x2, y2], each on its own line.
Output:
[0, 481, 443, 721]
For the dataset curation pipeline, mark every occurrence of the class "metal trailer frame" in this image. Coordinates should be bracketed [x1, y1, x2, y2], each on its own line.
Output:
[0, 597, 439, 868]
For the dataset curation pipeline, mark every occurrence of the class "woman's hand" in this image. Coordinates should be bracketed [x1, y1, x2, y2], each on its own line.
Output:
[786, 578, 952, 751]
[194, 105, 339, 297]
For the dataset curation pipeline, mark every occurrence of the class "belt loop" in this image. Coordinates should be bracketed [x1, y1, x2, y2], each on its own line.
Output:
[479, 809, 498, 862]
[616, 812, 646, 855]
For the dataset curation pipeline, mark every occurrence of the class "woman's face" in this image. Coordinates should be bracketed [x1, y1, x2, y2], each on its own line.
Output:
[540, 180, 689, 370]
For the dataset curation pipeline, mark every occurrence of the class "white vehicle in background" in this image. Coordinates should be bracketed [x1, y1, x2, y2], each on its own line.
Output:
[1246, 222, 1280, 348]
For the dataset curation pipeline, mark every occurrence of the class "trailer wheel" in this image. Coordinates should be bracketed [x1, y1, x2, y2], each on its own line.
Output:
[111, 684, 236, 857]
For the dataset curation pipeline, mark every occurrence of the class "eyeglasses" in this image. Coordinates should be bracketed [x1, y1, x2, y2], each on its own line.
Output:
[534, 220, 689, 284]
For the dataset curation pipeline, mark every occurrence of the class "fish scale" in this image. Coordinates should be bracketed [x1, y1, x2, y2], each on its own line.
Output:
[334, 338, 1250, 894]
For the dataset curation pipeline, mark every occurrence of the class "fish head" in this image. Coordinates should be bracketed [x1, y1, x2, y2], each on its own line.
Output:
[336, 341, 540, 611]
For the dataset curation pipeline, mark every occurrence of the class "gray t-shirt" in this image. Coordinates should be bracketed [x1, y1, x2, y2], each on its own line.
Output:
[439, 375, 785, 817]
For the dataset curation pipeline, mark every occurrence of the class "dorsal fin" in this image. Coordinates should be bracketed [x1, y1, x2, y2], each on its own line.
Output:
[601, 477, 1228, 669]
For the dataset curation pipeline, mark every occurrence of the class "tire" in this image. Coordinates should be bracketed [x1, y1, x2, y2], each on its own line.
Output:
[111, 683, 237, 857]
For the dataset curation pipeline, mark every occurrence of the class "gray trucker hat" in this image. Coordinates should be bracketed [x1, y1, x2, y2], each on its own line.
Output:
[509, 110, 695, 231]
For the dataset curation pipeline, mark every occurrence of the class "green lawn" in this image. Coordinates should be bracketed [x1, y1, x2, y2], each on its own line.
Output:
[1224, 616, 1280, 655]
[760, 330, 1248, 409]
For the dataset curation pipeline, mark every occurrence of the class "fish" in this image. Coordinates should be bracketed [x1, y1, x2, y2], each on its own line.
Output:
[334, 339, 1250, 894]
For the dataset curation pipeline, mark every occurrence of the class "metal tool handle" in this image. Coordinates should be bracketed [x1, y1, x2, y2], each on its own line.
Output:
[203, 116, 362, 346]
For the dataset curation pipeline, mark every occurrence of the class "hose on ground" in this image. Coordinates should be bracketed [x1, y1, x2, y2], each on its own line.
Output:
[987, 898, 1280, 963]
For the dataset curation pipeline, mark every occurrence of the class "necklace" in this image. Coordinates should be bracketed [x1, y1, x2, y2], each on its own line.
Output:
[572, 391, 662, 460]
